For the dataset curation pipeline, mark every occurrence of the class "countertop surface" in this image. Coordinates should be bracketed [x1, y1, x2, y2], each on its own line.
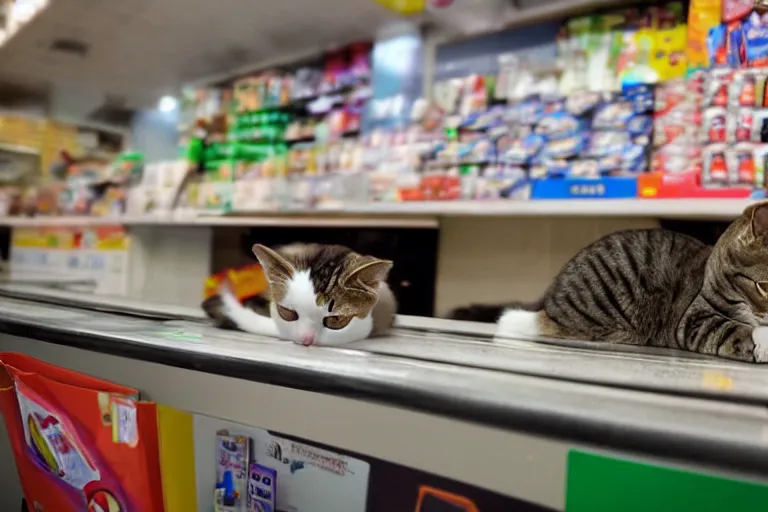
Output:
[0, 286, 767, 474]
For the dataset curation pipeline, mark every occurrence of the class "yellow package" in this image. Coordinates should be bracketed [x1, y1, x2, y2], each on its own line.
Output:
[686, 0, 722, 71]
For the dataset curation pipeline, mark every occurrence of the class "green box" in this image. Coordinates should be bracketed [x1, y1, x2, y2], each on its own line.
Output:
[566, 450, 768, 512]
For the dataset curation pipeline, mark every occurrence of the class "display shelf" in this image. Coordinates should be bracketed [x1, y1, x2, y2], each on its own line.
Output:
[0, 198, 758, 228]
[336, 198, 756, 218]
[0, 213, 439, 228]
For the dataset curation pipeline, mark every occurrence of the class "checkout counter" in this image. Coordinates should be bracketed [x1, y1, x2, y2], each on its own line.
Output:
[0, 284, 767, 512]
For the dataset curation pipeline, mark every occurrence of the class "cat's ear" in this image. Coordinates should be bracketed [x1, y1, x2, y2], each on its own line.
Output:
[748, 201, 768, 239]
[252, 244, 295, 286]
[344, 258, 393, 291]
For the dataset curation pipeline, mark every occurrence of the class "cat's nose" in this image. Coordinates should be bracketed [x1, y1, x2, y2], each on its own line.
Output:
[301, 333, 316, 346]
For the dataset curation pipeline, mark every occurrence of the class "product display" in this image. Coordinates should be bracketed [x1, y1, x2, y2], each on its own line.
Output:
[215, 432, 250, 511]
[175, 43, 372, 213]
[126, 159, 189, 215]
[210, 429, 295, 512]
[641, 1, 768, 197]
[192, 415, 524, 512]
[10, 226, 131, 294]
[9, 1, 768, 222]
[247, 464, 277, 512]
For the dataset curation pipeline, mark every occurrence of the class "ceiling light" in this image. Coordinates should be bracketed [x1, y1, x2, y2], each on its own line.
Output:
[157, 95, 178, 113]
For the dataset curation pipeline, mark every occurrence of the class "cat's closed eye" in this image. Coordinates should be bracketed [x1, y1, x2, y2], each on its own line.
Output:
[277, 304, 299, 321]
[757, 282, 768, 299]
[323, 315, 353, 330]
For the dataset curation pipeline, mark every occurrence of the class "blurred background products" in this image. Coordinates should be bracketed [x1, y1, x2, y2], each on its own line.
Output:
[7, 1, 768, 218]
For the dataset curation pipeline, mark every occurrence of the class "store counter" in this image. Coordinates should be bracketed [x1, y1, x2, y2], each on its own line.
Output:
[0, 288, 767, 511]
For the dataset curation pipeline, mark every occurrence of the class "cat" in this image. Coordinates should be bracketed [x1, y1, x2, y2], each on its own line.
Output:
[454, 201, 768, 363]
[203, 294, 270, 330]
[218, 243, 397, 346]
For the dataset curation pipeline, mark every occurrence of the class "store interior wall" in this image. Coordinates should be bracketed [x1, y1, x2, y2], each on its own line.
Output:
[434, 217, 660, 315]
[127, 225, 213, 307]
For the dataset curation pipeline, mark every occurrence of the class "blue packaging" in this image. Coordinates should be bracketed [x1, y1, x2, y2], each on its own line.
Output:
[708, 25, 727, 67]
[592, 101, 634, 131]
[622, 84, 654, 114]
[498, 134, 545, 166]
[247, 463, 277, 512]
[504, 99, 544, 126]
[536, 112, 585, 140]
[744, 12, 768, 66]
[627, 115, 653, 138]
[540, 134, 587, 159]
[727, 21, 746, 68]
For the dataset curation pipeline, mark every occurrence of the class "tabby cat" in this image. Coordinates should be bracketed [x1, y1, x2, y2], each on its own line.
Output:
[217, 243, 397, 346]
[453, 201, 768, 363]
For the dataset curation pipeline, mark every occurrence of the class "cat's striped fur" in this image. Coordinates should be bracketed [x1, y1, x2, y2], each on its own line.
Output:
[467, 201, 768, 363]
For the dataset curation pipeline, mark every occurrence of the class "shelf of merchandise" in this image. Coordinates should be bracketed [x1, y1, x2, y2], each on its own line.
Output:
[334, 198, 757, 219]
[0, 213, 440, 229]
[0, 198, 758, 228]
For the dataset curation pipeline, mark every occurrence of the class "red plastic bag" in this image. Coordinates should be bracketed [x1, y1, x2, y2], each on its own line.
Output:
[0, 352, 165, 511]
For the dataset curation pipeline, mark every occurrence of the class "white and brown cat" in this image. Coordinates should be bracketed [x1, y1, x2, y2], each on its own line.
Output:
[219, 244, 397, 346]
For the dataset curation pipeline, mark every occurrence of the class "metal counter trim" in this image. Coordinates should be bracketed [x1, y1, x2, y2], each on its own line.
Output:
[0, 299, 767, 477]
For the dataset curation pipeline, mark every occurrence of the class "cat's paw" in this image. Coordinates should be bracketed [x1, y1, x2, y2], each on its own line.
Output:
[751, 326, 768, 362]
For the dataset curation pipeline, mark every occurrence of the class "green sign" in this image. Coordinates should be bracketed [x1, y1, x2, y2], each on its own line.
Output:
[566, 450, 768, 512]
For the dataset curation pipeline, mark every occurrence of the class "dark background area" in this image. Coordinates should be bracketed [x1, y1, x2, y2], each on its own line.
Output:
[243, 226, 439, 317]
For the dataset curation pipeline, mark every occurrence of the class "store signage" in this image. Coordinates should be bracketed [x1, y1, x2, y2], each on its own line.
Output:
[566, 450, 768, 512]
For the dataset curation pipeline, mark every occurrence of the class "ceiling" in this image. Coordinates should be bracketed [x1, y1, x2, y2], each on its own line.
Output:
[0, 0, 627, 121]
[0, 0, 400, 112]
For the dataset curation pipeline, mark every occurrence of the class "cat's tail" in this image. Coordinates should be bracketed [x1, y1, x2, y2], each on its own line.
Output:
[447, 298, 543, 323]
[219, 285, 280, 338]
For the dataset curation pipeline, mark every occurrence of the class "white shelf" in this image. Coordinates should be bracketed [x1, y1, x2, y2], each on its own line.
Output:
[0, 198, 757, 229]
[335, 199, 756, 219]
[0, 213, 439, 229]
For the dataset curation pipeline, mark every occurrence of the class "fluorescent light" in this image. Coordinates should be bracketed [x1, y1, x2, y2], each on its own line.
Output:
[157, 95, 178, 112]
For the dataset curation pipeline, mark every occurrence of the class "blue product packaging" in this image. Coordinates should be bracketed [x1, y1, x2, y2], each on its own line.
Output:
[744, 12, 768, 67]
[536, 112, 585, 140]
[499, 134, 545, 165]
[541, 134, 587, 160]
[247, 463, 277, 512]
[621, 144, 650, 173]
[504, 101, 530, 126]
[627, 115, 653, 138]
[727, 21, 746, 68]
[592, 101, 634, 131]
[708, 25, 727, 67]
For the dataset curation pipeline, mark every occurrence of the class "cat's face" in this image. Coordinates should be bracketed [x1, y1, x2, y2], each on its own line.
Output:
[253, 244, 392, 346]
[714, 201, 768, 316]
